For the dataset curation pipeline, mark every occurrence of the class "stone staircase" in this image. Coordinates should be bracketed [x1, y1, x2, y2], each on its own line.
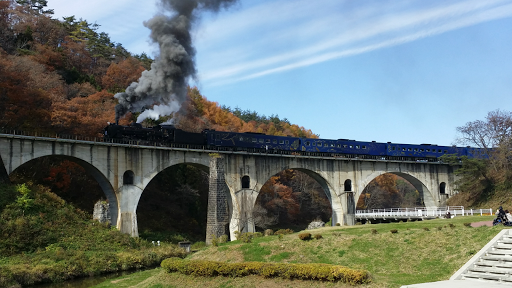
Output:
[451, 229, 512, 285]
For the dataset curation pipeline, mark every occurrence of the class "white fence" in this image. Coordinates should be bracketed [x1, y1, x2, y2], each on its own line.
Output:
[355, 206, 493, 219]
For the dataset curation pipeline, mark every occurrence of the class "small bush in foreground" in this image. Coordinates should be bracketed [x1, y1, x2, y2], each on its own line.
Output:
[371, 229, 378, 235]
[264, 229, 273, 236]
[464, 223, 472, 227]
[390, 229, 398, 234]
[423, 227, 430, 231]
[161, 258, 371, 284]
[314, 234, 322, 240]
[274, 229, 294, 235]
[298, 233, 312, 241]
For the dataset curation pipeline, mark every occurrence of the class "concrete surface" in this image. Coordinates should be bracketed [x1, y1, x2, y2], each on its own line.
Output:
[401, 279, 511, 287]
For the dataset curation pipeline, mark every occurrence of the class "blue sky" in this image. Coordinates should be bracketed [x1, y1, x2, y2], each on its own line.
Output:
[46, 0, 512, 146]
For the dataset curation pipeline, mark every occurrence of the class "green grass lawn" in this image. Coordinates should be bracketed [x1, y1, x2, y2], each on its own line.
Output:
[93, 215, 504, 288]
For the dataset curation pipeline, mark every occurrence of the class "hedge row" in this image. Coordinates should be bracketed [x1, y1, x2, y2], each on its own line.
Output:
[161, 257, 371, 284]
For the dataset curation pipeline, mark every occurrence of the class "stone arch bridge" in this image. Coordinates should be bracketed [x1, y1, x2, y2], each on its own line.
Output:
[0, 133, 458, 243]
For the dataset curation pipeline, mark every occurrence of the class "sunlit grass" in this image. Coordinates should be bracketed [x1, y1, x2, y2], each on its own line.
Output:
[95, 215, 503, 288]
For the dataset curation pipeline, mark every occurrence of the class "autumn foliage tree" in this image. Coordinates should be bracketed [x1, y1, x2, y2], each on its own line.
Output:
[102, 57, 145, 93]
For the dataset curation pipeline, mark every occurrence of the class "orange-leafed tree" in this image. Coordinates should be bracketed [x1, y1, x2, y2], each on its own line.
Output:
[0, 54, 53, 131]
[51, 90, 118, 136]
[102, 57, 145, 93]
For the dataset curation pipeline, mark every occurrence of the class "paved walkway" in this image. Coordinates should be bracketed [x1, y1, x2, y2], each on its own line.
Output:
[401, 280, 511, 287]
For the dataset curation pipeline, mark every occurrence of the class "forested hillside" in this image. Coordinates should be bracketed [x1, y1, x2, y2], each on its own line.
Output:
[0, 0, 317, 138]
[0, 0, 325, 241]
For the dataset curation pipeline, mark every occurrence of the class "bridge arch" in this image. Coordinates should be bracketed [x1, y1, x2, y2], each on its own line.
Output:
[360, 171, 436, 208]
[8, 155, 119, 226]
[229, 166, 338, 238]
[134, 162, 211, 238]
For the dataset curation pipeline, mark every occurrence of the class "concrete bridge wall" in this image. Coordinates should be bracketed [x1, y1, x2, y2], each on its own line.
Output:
[0, 134, 459, 243]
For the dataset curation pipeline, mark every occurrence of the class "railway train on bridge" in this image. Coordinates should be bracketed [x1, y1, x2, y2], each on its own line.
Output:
[104, 123, 484, 160]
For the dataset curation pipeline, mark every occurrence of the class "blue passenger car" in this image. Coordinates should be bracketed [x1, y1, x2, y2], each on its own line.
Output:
[206, 130, 301, 151]
[386, 143, 463, 158]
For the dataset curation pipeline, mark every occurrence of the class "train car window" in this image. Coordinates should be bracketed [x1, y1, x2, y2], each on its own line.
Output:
[286, 140, 289, 144]
[426, 149, 430, 152]
[306, 141, 310, 146]
[252, 138, 257, 142]
[312, 142, 316, 146]
[402, 148, 406, 151]
[259, 139, 264, 143]
[239, 136, 244, 141]
[273, 140, 277, 144]
[349, 145, 353, 149]
[279, 140, 284, 144]
[324, 143, 328, 147]
[392, 147, 396, 150]
[438, 149, 442, 153]
[343, 145, 347, 148]
[215, 134, 220, 140]
[330, 143, 335, 147]
[408, 148, 412, 151]
[211, 134, 214, 139]
[414, 148, 418, 152]
[420, 149, 424, 152]
[356, 145, 360, 149]
[443, 150, 447, 153]
[362, 146, 366, 149]
[337, 144, 341, 148]
[266, 139, 270, 143]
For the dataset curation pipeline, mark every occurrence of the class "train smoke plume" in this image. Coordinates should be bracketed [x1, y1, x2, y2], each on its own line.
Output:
[114, 0, 238, 124]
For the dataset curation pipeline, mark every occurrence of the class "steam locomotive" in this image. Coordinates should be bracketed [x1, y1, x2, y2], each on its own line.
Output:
[104, 123, 484, 160]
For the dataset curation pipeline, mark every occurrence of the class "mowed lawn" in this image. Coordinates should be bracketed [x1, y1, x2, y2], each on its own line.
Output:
[93, 215, 504, 288]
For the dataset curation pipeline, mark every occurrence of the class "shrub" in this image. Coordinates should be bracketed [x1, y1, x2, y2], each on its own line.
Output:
[240, 232, 253, 243]
[278, 234, 283, 240]
[449, 223, 456, 228]
[390, 229, 398, 234]
[219, 235, 228, 243]
[314, 234, 323, 240]
[298, 233, 312, 241]
[371, 229, 378, 235]
[335, 223, 341, 226]
[437, 227, 442, 231]
[210, 234, 219, 246]
[423, 227, 430, 231]
[253, 232, 263, 238]
[464, 223, 472, 227]
[161, 258, 372, 284]
[264, 229, 273, 236]
[275, 229, 294, 235]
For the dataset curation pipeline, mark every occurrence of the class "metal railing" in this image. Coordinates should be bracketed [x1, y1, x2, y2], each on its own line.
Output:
[355, 206, 493, 219]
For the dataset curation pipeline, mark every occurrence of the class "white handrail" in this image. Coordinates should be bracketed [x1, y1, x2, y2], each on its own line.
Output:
[355, 206, 493, 218]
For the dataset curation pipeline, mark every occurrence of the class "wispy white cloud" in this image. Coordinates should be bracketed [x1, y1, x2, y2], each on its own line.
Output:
[195, 0, 512, 86]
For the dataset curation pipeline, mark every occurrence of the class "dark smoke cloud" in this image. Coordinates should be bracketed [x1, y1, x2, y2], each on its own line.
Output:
[114, 0, 238, 124]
